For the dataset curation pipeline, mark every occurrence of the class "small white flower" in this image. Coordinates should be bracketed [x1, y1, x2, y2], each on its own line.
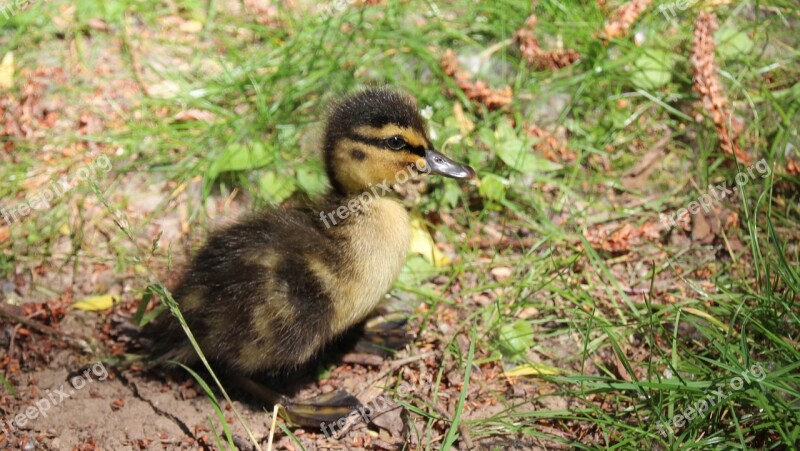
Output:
[634, 31, 646, 46]
[420, 105, 434, 120]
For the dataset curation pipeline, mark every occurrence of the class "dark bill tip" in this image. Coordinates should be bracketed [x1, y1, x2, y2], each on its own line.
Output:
[423, 149, 476, 180]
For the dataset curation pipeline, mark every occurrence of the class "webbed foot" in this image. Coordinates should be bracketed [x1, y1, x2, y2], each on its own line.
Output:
[234, 375, 361, 427]
[354, 312, 412, 356]
[283, 390, 361, 427]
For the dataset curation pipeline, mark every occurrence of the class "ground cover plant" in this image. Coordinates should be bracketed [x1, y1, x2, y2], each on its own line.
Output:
[0, 0, 798, 449]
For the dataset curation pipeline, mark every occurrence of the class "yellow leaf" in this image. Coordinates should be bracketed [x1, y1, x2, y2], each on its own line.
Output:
[409, 218, 451, 267]
[0, 52, 14, 89]
[452, 101, 474, 134]
[504, 363, 562, 378]
[682, 307, 730, 332]
[179, 20, 203, 33]
[73, 294, 116, 311]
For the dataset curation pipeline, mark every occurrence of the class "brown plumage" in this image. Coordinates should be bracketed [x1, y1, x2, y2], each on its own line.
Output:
[146, 88, 475, 379]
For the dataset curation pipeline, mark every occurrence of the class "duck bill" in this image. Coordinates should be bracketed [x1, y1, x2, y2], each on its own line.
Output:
[423, 149, 476, 180]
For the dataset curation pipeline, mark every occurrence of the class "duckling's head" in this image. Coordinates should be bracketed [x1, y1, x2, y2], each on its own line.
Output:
[323, 88, 475, 195]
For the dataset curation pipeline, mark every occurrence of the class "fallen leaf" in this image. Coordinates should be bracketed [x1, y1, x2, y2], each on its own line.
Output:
[409, 218, 451, 267]
[0, 52, 14, 89]
[371, 403, 403, 438]
[87, 19, 110, 31]
[148, 80, 181, 99]
[179, 20, 203, 33]
[173, 109, 217, 122]
[504, 362, 562, 377]
[73, 294, 117, 311]
[691, 210, 714, 244]
[490, 266, 513, 282]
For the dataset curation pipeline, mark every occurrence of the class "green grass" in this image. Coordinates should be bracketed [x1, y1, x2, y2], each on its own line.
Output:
[1, 0, 799, 449]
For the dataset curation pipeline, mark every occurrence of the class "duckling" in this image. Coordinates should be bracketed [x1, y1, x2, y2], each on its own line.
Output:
[146, 87, 475, 425]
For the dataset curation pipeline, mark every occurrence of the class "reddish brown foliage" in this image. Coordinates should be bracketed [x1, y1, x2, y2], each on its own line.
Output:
[786, 158, 799, 175]
[691, 12, 750, 163]
[526, 124, 576, 162]
[514, 15, 580, 70]
[603, 0, 653, 40]
[441, 49, 512, 110]
[585, 221, 661, 253]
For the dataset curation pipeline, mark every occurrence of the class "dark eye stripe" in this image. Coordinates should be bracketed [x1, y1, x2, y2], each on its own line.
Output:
[408, 144, 426, 157]
[347, 134, 426, 157]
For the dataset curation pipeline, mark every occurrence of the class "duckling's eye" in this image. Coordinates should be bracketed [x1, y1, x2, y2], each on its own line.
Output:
[385, 136, 407, 151]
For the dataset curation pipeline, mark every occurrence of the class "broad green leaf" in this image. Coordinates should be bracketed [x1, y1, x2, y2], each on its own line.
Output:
[495, 122, 562, 173]
[208, 142, 272, 179]
[498, 320, 534, 358]
[398, 254, 437, 286]
[479, 173, 508, 202]
[716, 26, 754, 59]
[259, 171, 295, 204]
[630, 49, 673, 90]
[439, 180, 462, 209]
[73, 294, 116, 311]
[295, 161, 328, 196]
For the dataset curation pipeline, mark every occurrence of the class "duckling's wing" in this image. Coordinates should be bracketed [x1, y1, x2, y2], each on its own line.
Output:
[147, 209, 344, 373]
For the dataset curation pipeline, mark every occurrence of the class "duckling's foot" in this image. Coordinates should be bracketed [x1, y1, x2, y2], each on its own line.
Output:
[354, 312, 412, 356]
[234, 375, 361, 427]
[283, 390, 362, 427]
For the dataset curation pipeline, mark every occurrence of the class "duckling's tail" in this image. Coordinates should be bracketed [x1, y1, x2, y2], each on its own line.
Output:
[139, 314, 199, 368]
